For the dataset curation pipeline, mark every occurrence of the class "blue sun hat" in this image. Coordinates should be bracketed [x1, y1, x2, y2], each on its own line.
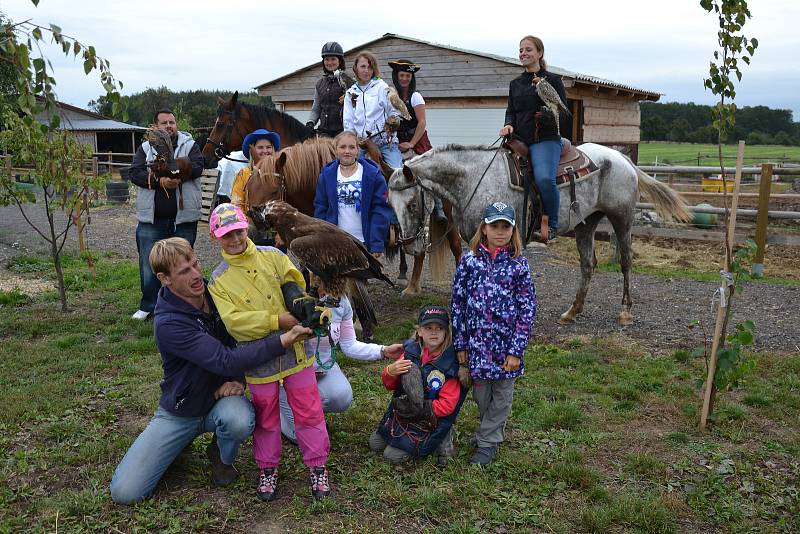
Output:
[483, 201, 516, 226]
[242, 129, 281, 158]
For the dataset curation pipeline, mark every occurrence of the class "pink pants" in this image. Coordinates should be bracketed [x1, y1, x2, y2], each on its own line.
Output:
[249, 366, 329, 469]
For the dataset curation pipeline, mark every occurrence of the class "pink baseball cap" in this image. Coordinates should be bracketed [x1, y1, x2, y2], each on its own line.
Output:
[209, 203, 249, 238]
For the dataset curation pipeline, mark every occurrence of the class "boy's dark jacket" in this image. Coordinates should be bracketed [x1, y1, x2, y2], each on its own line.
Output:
[153, 285, 283, 417]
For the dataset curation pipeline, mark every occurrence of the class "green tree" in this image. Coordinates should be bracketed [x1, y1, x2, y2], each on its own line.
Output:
[698, 0, 758, 428]
[0, 1, 124, 130]
[0, 1, 124, 311]
[0, 113, 101, 311]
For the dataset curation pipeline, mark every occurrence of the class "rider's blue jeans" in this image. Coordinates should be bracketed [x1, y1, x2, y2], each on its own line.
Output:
[135, 219, 197, 312]
[530, 139, 563, 231]
[109, 395, 255, 505]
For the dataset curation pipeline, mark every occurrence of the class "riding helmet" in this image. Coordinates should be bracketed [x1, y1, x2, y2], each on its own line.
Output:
[321, 42, 344, 59]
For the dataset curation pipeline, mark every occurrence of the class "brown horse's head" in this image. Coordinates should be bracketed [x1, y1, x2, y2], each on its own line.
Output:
[203, 91, 247, 168]
[247, 152, 289, 211]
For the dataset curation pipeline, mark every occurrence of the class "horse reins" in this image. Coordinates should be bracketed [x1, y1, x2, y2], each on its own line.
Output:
[389, 138, 503, 250]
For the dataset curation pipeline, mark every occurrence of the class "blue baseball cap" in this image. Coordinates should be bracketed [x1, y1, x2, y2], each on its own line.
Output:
[483, 201, 516, 226]
[242, 129, 281, 158]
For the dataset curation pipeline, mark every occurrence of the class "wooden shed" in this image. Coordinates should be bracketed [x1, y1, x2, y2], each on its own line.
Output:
[256, 33, 660, 161]
[36, 101, 146, 166]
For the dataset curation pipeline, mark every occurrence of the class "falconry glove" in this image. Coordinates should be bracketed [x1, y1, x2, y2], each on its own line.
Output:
[281, 282, 332, 332]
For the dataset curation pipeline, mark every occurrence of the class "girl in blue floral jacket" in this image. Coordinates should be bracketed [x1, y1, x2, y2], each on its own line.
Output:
[451, 201, 537, 465]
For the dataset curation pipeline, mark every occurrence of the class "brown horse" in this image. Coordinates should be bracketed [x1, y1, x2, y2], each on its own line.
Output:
[202, 91, 316, 168]
[245, 137, 462, 295]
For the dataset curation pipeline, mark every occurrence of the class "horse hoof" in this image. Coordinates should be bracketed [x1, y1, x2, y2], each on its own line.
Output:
[618, 312, 634, 326]
[397, 273, 408, 281]
[558, 313, 576, 325]
[401, 287, 419, 297]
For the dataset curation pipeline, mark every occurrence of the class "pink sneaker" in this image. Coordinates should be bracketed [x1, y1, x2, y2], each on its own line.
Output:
[256, 467, 278, 502]
[309, 466, 331, 499]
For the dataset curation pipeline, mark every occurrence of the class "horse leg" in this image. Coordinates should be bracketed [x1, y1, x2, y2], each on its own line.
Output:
[559, 212, 604, 325]
[606, 213, 634, 326]
[401, 253, 425, 296]
[398, 252, 408, 281]
[443, 200, 463, 262]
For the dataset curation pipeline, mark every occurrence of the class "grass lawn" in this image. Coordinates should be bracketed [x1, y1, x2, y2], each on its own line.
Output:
[1, 254, 798, 532]
[638, 142, 800, 167]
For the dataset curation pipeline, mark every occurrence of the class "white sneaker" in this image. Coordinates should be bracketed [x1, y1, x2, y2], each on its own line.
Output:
[131, 310, 150, 320]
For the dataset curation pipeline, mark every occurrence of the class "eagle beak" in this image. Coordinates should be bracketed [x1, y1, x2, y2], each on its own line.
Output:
[248, 205, 267, 228]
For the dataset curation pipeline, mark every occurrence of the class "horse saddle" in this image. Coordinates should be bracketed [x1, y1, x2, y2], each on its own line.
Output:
[503, 138, 597, 191]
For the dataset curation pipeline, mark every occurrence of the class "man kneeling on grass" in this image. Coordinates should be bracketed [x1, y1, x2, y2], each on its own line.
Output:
[110, 237, 312, 505]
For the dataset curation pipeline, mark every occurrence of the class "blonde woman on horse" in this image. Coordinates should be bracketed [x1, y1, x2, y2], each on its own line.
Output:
[307, 42, 354, 138]
[499, 35, 567, 244]
[343, 50, 403, 169]
[229, 129, 280, 214]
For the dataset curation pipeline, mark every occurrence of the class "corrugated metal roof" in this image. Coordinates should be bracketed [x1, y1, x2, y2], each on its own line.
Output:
[36, 117, 146, 132]
[256, 33, 660, 98]
[60, 119, 147, 131]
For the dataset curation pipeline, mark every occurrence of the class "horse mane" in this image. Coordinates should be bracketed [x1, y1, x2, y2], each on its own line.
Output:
[240, 102, 315, 143]
[254, 137, 336, 193]
[437, 143, 497, 152]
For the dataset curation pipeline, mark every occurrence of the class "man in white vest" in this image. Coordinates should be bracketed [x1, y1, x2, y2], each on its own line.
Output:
[129, 109, 204, 320]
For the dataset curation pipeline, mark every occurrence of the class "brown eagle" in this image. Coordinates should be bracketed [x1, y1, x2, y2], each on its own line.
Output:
[250, 200, 393, 305]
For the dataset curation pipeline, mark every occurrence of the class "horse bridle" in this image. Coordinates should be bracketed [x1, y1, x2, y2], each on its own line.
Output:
[206, 103, 248, 161]
[389, 178, 433, 246]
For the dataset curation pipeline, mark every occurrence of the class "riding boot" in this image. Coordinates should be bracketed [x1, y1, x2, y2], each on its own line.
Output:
[432, 196, 448, 225]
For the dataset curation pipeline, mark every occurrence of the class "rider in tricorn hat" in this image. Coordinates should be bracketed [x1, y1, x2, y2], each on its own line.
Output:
[388, 59, 446, 224]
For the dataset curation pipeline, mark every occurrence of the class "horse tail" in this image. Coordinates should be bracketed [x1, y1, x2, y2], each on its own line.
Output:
[428, 216, 449, 283]
[346, 278, 378, 328]
[624, 155, 691, 222]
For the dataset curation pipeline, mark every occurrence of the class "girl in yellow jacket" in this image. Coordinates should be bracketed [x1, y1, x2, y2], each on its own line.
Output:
[207, 203, 331, 501]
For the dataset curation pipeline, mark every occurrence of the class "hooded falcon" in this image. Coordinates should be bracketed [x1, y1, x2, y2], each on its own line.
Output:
[533, 76, 570, 137]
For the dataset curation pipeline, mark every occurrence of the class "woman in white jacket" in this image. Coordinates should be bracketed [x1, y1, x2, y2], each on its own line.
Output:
[343, 50, 403, 169]
[280, 291, 404, 442]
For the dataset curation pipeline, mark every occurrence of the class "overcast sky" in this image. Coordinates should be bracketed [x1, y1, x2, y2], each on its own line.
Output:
[4, 0, 799, 121]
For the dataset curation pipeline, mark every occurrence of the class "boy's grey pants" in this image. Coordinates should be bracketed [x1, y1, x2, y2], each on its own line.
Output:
[472, 377, 516, 448]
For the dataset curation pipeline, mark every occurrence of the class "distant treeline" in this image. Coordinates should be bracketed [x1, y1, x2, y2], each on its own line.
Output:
[641, 102, 799, 146]
[89, 87, 273, 130]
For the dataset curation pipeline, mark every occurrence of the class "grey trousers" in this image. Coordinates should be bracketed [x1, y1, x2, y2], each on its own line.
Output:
[472, 377, 516, 448]
[368, 428, 454, 464]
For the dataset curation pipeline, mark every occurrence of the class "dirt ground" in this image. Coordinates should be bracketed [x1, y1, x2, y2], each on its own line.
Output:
[1, 201, 798, 354]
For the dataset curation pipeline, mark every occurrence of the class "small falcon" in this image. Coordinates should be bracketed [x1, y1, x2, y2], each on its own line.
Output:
[533, 76, 570, 137]
[386, 86, 411, 121]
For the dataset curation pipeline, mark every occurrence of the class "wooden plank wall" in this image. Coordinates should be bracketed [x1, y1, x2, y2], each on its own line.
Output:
[571, 86, 642, 145]
[262, 36, 646, 149]
[261, 37, 520, 103]
[199, 169, 219, 223]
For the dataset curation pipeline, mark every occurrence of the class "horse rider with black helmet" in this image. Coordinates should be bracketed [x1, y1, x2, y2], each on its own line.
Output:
[307, 42, 354, 138]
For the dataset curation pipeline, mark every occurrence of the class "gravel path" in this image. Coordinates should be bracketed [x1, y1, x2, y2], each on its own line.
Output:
[1, 201, 797, 354]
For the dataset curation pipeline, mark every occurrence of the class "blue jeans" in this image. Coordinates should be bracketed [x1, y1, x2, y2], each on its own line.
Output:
[135, 219, 198, 312]
[530, 139, 563, 230]
[359, 142, 403, 170]
[109, 395, 255, 505]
